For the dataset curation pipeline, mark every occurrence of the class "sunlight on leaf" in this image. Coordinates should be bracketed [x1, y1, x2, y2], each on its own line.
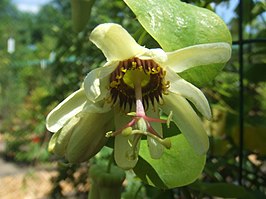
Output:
[134, 134, 206, 189]
[124, 0, 232, 86]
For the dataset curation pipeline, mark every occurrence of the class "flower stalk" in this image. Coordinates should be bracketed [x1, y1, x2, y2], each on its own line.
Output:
[88, 165, 125, 199]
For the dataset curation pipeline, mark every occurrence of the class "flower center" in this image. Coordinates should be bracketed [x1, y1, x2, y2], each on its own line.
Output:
[106, 57, 172, 159]
[109, 57, 169, 110]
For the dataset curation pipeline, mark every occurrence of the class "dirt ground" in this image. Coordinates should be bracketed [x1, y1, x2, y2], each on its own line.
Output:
[0, 134, 57, 199]
[0, 168, 57, 199]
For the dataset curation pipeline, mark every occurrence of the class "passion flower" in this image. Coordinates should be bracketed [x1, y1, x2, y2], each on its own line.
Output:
[46, 23, 231, 169]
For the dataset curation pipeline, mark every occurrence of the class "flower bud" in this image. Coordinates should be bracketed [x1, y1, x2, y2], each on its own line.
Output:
[65, 112, 113, 163]
[71, 0, 96, 32]
[50, 116, 80, 156]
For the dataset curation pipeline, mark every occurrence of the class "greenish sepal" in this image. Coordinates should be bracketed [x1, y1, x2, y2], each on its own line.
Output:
[48, 132, 59, 153]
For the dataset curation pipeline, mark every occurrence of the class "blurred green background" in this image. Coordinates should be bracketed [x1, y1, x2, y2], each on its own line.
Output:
[0, 0, 265, 198]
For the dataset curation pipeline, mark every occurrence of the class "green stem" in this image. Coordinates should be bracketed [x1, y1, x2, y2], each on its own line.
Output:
[134, 184, 143, 199]
[107, 151, 114, 173]
[88, 181, 100, 199]
[89, 164, 126, 199]
[131, 130, 171, 149]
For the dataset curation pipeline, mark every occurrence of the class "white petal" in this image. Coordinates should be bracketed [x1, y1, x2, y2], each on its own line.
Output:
[138, 48, 167, 64]
[84, 62, 117, 102]
[90, 23, 147, 61]
[82, 100, 112, 113]
[146, 108, 164, 159]
[165, 42, 231, 73]
[46, 88, 87, 133]
[114, 134, 140, 170]
[114, 111, 140, 169]
[162, 93, 209, 155]
[166, 68, 211, 119]
[48, 131, 59, 152]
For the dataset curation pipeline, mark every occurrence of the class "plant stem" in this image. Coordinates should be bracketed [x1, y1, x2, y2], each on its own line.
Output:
[89, 164, 126, 199]
[107, 151, 114, 173]
[88, 181, 100, 199]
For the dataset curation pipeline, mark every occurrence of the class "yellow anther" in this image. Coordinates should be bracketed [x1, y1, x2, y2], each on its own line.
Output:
[151, 67, 159, 74]
[146, 67, 152, 75]
[110, 80, 120, 88]
[116, 74, 123, 79]
[121, 67, 127, 73]
[160, 70, 166, 78]
[163, 90, 169, 95]
[162, 81, 170, 88]
[105, 131, 114, 138]
[166, 82, 170, 88]
[132, 62, 137, 69]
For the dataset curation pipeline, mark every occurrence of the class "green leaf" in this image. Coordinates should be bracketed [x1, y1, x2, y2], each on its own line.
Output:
[190, 182, 256, 199]
[71, 0, 96, 32]
[134, 134, 206, 189]
[178, 63, 222, 87]
[124, 0, 232, 86]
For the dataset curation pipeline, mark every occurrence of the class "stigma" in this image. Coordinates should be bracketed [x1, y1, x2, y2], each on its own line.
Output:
[109, 57, 170, 110]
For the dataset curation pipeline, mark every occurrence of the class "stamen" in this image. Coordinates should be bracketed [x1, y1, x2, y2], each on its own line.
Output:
[131, 130, 171, 149]
[105, 118, 137, 137]
[132, 61, 137, 69]
[121, 67, 127, 73]
[143, 115, 168, 124]
[105, 108, 172, 150]
[110, 80, 120, 88]
[116, 74, 123, 79]
[126, 134, 141, 160]
[166, 111, 173, 128]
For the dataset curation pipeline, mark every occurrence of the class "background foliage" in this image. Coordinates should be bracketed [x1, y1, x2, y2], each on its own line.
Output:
[0, 0, 265, 198]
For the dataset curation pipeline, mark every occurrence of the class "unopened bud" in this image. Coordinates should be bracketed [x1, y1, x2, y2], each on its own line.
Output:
[65, 112, 112, 163]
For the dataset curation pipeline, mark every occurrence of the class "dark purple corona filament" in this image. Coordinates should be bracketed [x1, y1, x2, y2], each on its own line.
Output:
[109, 57, 169, 110]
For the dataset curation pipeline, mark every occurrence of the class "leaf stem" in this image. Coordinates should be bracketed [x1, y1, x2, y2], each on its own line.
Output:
[107, 151, 114, 173]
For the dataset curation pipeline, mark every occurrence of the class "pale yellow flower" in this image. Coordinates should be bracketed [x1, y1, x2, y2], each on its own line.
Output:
[46, 23, 231, 169]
